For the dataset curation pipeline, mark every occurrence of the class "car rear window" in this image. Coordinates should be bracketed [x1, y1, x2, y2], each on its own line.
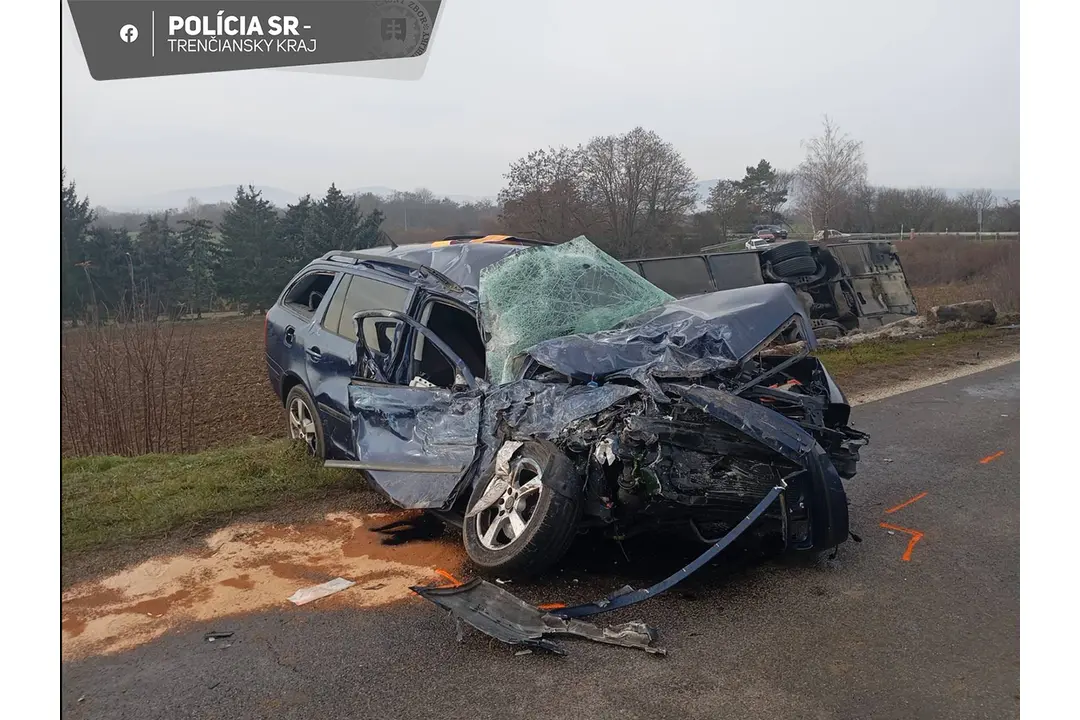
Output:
[283, 271, 338, 319]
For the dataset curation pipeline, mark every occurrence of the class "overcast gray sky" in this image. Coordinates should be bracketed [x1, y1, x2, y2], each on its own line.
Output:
[62, 0, 1019, 207]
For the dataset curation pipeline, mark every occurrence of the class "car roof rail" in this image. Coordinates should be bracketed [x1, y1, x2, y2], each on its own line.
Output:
[321, 251, 464, 292]
[437, 234, 557, 247]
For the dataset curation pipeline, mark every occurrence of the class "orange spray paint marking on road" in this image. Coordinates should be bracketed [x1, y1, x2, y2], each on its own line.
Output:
[880, 522, 925, 562]
[537, 602, 567, 611]
[884, 491, 928, 515]
[979, 450, 1006, 464]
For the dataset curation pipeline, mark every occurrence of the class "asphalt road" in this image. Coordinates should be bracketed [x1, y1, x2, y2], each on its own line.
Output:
[62, 363, 1020, 720]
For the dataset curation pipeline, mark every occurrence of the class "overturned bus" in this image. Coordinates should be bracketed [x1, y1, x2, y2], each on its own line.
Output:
[621, 239, 918, 338]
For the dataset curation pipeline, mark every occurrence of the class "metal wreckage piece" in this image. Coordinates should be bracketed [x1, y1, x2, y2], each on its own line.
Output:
[412, 487, 785, 656]
[412, 579, 665, 656]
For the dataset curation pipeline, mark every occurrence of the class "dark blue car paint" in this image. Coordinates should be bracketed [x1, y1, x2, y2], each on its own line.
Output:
[265, 248, 512, 461]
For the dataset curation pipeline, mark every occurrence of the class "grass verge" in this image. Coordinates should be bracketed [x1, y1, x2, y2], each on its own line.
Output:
[813, 328, 1004, 380]
[62, 439, 361, 555]
[62, 327, 1018, 562]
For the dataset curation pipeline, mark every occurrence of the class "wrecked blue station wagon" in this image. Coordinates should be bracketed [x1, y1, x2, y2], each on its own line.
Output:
[265, 235, 868, 578]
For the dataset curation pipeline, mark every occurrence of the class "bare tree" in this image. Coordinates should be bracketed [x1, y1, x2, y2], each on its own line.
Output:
[497, 146, 595, 242]
[794, 116, 868, 232]
[768, 170, 796, 224]
[578, 127, 698, 257]
[956, 188, 997, 230]
[706, 179, 741, 242]
[904, 187, 949, 231]
[184, 196, 203, 220]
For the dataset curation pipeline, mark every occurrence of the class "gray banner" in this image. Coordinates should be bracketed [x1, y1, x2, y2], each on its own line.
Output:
[67, 0, 443, 80]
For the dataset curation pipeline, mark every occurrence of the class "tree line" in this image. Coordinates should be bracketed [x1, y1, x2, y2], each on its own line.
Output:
[62, 172, 387, 321]
[498, 118, 1020, 257]
[62, 117, 1019, 321]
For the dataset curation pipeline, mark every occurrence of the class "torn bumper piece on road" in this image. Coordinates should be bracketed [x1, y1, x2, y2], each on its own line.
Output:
[412, 578, 666, 656]
[413, 486, 784, 654]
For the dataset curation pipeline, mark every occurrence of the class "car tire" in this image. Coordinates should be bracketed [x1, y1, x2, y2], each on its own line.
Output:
[773, 255, 819, 278]
[462, 440, 581, 579]
[763, 241, 811, 264]
[285, 385, 327, 460]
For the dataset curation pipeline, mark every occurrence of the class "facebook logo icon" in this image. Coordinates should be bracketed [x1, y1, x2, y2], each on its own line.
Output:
[119, 24, 139, 43]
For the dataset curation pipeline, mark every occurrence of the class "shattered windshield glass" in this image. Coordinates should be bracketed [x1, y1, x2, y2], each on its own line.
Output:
[479, 236, 674, 384]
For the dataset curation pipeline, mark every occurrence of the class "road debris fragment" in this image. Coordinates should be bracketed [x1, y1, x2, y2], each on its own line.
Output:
[412, 578, 665, 656]
[204, 630, 234, 641]
[287, 577, 355, 606]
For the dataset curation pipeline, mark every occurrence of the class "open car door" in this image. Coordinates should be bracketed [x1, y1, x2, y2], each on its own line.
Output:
[325, 310, 482, 510]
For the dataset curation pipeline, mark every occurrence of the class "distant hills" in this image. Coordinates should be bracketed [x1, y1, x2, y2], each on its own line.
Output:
[102, 185, 301, 212]
[104, 185, 498, 212]
[103, 182, 1017, 212]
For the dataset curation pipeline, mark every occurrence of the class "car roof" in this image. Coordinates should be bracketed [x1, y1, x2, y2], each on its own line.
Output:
[319, 235, 551, 292]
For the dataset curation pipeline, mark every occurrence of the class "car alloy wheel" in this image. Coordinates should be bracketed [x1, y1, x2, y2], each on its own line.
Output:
[288, 396, 318, 455]
[474, 457, 545, 551]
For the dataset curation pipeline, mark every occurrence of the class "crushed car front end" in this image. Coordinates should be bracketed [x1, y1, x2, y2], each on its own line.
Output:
[341, 236, 869, 578]
[464, 238, 868, 573]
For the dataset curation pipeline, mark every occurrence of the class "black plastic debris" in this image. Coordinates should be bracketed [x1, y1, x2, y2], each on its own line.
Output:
[204, 631, 234, 641]
[412, 578, 666, 656]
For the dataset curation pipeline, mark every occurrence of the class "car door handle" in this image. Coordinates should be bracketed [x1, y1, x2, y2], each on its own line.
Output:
[306, 346, 322, 362]
[283, 326, 295, 347]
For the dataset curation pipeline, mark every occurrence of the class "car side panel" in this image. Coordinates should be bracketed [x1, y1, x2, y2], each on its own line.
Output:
[304, 273, 357, 458]
[266, 302, 311, 404]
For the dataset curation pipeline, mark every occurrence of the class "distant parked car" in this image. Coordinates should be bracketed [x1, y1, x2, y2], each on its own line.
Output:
[745, 237, 772, 250]
[754, 224, 788, 240]
[814, 229, 849, 241]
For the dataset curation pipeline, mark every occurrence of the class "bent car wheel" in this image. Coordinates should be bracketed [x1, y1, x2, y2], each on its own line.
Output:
[463, 441, 581, 579]
[285, 385, 327, 460]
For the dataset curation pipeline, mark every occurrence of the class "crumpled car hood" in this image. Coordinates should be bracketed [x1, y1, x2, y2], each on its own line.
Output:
[519, 283, 816, 389]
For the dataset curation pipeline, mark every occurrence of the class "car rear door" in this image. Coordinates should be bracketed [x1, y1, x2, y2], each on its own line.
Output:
[269, 268, 341, 400]
[307, 271, 414, 459]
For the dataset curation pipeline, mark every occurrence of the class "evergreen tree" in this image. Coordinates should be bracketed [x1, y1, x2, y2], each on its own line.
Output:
[81, 225, 135, 314]
[279, 194, 319, 266]
[356, 207, 386, 250]
[736, 160, 790, 225]
[217, 185, 282, 313]
[135, 213, 187, 317]
[61, 168, 96, 320]
[177, 218, 222, 318]
[313, 184, 363, 252]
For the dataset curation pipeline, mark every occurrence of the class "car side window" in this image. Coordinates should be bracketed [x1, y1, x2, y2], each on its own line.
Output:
[282, 271, 339, 320]
[335, 275, 412, 346]
[320, 275, 351, 334]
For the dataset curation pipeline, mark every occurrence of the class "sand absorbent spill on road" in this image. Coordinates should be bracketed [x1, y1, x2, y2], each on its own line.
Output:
[61, 510, 465, 660]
